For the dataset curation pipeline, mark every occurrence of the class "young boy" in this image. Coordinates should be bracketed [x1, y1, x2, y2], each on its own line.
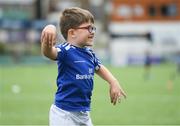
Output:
[41, 7, 126, 126]
[144, 50, 152, 81]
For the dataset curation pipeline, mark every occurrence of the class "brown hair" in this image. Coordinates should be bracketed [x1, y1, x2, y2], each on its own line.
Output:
[60, 7, 94, 40]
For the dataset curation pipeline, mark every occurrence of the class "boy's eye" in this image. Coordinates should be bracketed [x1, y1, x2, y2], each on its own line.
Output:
[75, 25, 96, 33]
[89, 26, 96, 33]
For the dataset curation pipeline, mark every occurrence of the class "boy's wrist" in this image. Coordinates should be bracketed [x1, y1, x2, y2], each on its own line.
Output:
[109, 79, 118, 86]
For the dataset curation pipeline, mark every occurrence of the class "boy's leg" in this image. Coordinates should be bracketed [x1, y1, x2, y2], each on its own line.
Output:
[49, 104, 73, 126]
[49, 104, 93, 126]
[69, 111, 93, 126]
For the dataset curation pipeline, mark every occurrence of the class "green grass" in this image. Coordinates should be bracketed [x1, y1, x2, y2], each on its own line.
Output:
[0, 63, 180, 125]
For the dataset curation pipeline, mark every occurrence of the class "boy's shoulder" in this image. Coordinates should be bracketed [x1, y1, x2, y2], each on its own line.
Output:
[55, 42, 72, 51]
[55, 43, 96, 56]
[56, 42, 68, 48]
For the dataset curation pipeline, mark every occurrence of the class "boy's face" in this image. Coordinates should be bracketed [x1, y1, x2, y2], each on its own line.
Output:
[73, 22, 96, 47]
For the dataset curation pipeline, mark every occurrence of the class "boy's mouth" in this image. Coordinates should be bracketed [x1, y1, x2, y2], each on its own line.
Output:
[88, 36, 94, 39]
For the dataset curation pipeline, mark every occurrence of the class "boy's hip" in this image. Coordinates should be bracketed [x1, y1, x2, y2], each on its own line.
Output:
[49, 104, 93, 126]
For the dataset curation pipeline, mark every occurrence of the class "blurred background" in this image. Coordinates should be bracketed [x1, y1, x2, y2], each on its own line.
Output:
[0, 0, 180, 125]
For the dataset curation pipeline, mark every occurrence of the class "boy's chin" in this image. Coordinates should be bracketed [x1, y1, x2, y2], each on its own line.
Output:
[86, 41, 93, 46]
[86, 43, 93, 47]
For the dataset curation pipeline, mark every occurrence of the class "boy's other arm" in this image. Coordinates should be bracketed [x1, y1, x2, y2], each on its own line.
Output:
[41, 25, 57, 60]
[96, 65, 127, 105]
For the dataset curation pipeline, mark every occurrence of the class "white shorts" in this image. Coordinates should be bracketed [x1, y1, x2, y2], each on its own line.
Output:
[49, 104, 93, 126]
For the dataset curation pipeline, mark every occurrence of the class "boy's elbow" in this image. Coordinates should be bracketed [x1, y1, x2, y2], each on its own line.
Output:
[42, 49, 51, 59]
[41, 45, 57, 60]
[42, 50, 48, 58]
[42, 50, 56, 60]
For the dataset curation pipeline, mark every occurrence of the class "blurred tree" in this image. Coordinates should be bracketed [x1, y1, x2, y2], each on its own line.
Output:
[0, 43, 6, 54]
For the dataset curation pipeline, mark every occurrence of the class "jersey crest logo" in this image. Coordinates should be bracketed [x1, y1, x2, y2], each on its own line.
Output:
[89, 68, 93, 74]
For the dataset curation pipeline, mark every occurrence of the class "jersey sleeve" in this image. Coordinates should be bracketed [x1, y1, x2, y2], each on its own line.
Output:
[94, 56, 101, 71]
[55, 44, 66, 61]
[92, 51, 101, 71]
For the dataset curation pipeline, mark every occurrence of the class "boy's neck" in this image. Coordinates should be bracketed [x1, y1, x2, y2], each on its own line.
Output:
[67, 40, 85, 48]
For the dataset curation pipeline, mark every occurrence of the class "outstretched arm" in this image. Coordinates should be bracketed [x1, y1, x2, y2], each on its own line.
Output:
[41, 24, 58, 60]
[96, 65, 126, 105]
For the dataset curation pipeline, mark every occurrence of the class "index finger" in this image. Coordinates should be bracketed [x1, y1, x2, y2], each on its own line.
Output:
[41, 31, 45, 43]
[52, 34, 56, 46]
[121, 91, 127, 99]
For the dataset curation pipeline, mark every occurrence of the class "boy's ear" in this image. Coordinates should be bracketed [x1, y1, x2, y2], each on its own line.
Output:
[68, 29, 76, 38]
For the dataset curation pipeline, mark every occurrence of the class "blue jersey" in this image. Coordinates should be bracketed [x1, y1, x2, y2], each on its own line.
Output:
[54, 42, 101, 111]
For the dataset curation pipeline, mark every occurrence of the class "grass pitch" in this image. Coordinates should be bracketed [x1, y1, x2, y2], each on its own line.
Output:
[0, 63, 180, 125]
